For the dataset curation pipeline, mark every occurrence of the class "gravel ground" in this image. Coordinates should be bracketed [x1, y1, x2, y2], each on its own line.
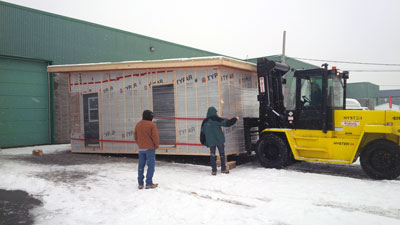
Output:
[0, 190, 42, 225]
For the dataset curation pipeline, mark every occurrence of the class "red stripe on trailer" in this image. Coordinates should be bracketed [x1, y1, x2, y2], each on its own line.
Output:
[71, 138, 136, 143]
[154, 117, 205, 121]
[70, 138, 202, 146]
[69, 70, 173, 86]
[154, 117, 229, 121]
[162, 142, 203, 146]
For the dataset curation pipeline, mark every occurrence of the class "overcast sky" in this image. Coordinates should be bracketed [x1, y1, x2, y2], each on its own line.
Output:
[3, 0, 400, 89]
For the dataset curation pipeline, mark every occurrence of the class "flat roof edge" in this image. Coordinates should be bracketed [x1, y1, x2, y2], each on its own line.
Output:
[47, 56, 257, 73]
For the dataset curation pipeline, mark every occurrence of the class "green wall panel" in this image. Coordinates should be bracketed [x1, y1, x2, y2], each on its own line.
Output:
[0, 2, 220, 65]
[0, 57, 49, 147]
[0, 70, 48, 84]
[0, 83, 48, 96]
[0, 108, 48, 122]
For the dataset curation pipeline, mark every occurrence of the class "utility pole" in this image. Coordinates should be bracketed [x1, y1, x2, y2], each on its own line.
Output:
[281, 31, 286, 64]
[281, 31, 288, 102]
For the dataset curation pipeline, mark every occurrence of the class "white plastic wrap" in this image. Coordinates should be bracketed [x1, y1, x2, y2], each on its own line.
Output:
[68, 66, 259, 155]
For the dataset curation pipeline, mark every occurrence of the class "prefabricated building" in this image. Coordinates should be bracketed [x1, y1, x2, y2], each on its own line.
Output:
[47, 57, 258, 155]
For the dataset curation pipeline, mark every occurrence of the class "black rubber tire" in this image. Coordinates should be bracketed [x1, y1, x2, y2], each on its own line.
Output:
[255, 134, 289, 169]
[360, 139, 400, 180]
[286, 145, 296, 166]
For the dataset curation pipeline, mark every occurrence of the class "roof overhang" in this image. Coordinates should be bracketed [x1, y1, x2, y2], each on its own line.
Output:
[47, 56, 257, 73]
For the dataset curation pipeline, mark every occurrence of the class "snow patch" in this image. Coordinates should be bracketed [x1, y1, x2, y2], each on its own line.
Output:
[1, 144, 400, 225]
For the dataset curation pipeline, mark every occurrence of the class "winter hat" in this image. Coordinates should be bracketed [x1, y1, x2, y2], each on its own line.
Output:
[142, 110, 154, 121]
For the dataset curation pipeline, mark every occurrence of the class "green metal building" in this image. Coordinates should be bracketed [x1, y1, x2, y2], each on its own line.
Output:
[346, 82, 379, 109]
[0, 1, 220, 147]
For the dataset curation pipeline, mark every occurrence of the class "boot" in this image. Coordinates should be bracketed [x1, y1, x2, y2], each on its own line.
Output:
[221, 169, 230, 174]
[138, 185, 144, 189]
[145, 183, 158, 189]
[211, 171, 217, 176]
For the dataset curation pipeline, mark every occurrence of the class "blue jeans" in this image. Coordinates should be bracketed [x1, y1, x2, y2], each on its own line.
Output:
[138, 149, 155, 186]
[210, 144, 226, 172]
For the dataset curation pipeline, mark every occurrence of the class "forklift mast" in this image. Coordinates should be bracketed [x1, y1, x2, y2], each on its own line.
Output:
[257, 58, 290, 131]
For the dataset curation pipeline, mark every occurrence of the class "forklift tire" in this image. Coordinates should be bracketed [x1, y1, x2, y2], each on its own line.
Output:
[286, 145, 296, 166]
[360, 139, 400, 180]
[255, 134, 289, 169]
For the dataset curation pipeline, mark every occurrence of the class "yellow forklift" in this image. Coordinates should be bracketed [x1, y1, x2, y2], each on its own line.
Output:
[244, 58, 400, 180]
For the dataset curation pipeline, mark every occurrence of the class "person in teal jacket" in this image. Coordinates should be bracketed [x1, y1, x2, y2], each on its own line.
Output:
[201, 107, 238, 175]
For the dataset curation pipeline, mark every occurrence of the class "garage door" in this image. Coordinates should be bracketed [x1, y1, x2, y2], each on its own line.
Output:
[0, 57, 50, 148]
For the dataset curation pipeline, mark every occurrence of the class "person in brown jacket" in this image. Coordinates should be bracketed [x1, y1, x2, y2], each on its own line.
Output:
[134, 110, 160, 189]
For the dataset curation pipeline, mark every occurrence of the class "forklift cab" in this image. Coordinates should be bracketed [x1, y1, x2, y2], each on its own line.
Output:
[287, 65, 348, 132]
[245, 58, 349, 153]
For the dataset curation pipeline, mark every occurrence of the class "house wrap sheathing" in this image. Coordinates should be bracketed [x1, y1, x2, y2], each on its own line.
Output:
[48, 57, 258, 155]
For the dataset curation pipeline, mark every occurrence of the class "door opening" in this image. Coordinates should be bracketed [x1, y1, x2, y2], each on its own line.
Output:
[83, 93, 100, 147]
[152, 84, 176, 145]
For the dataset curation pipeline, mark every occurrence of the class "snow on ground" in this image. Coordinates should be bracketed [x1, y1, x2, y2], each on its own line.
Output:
[1, 144, 400, 225]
